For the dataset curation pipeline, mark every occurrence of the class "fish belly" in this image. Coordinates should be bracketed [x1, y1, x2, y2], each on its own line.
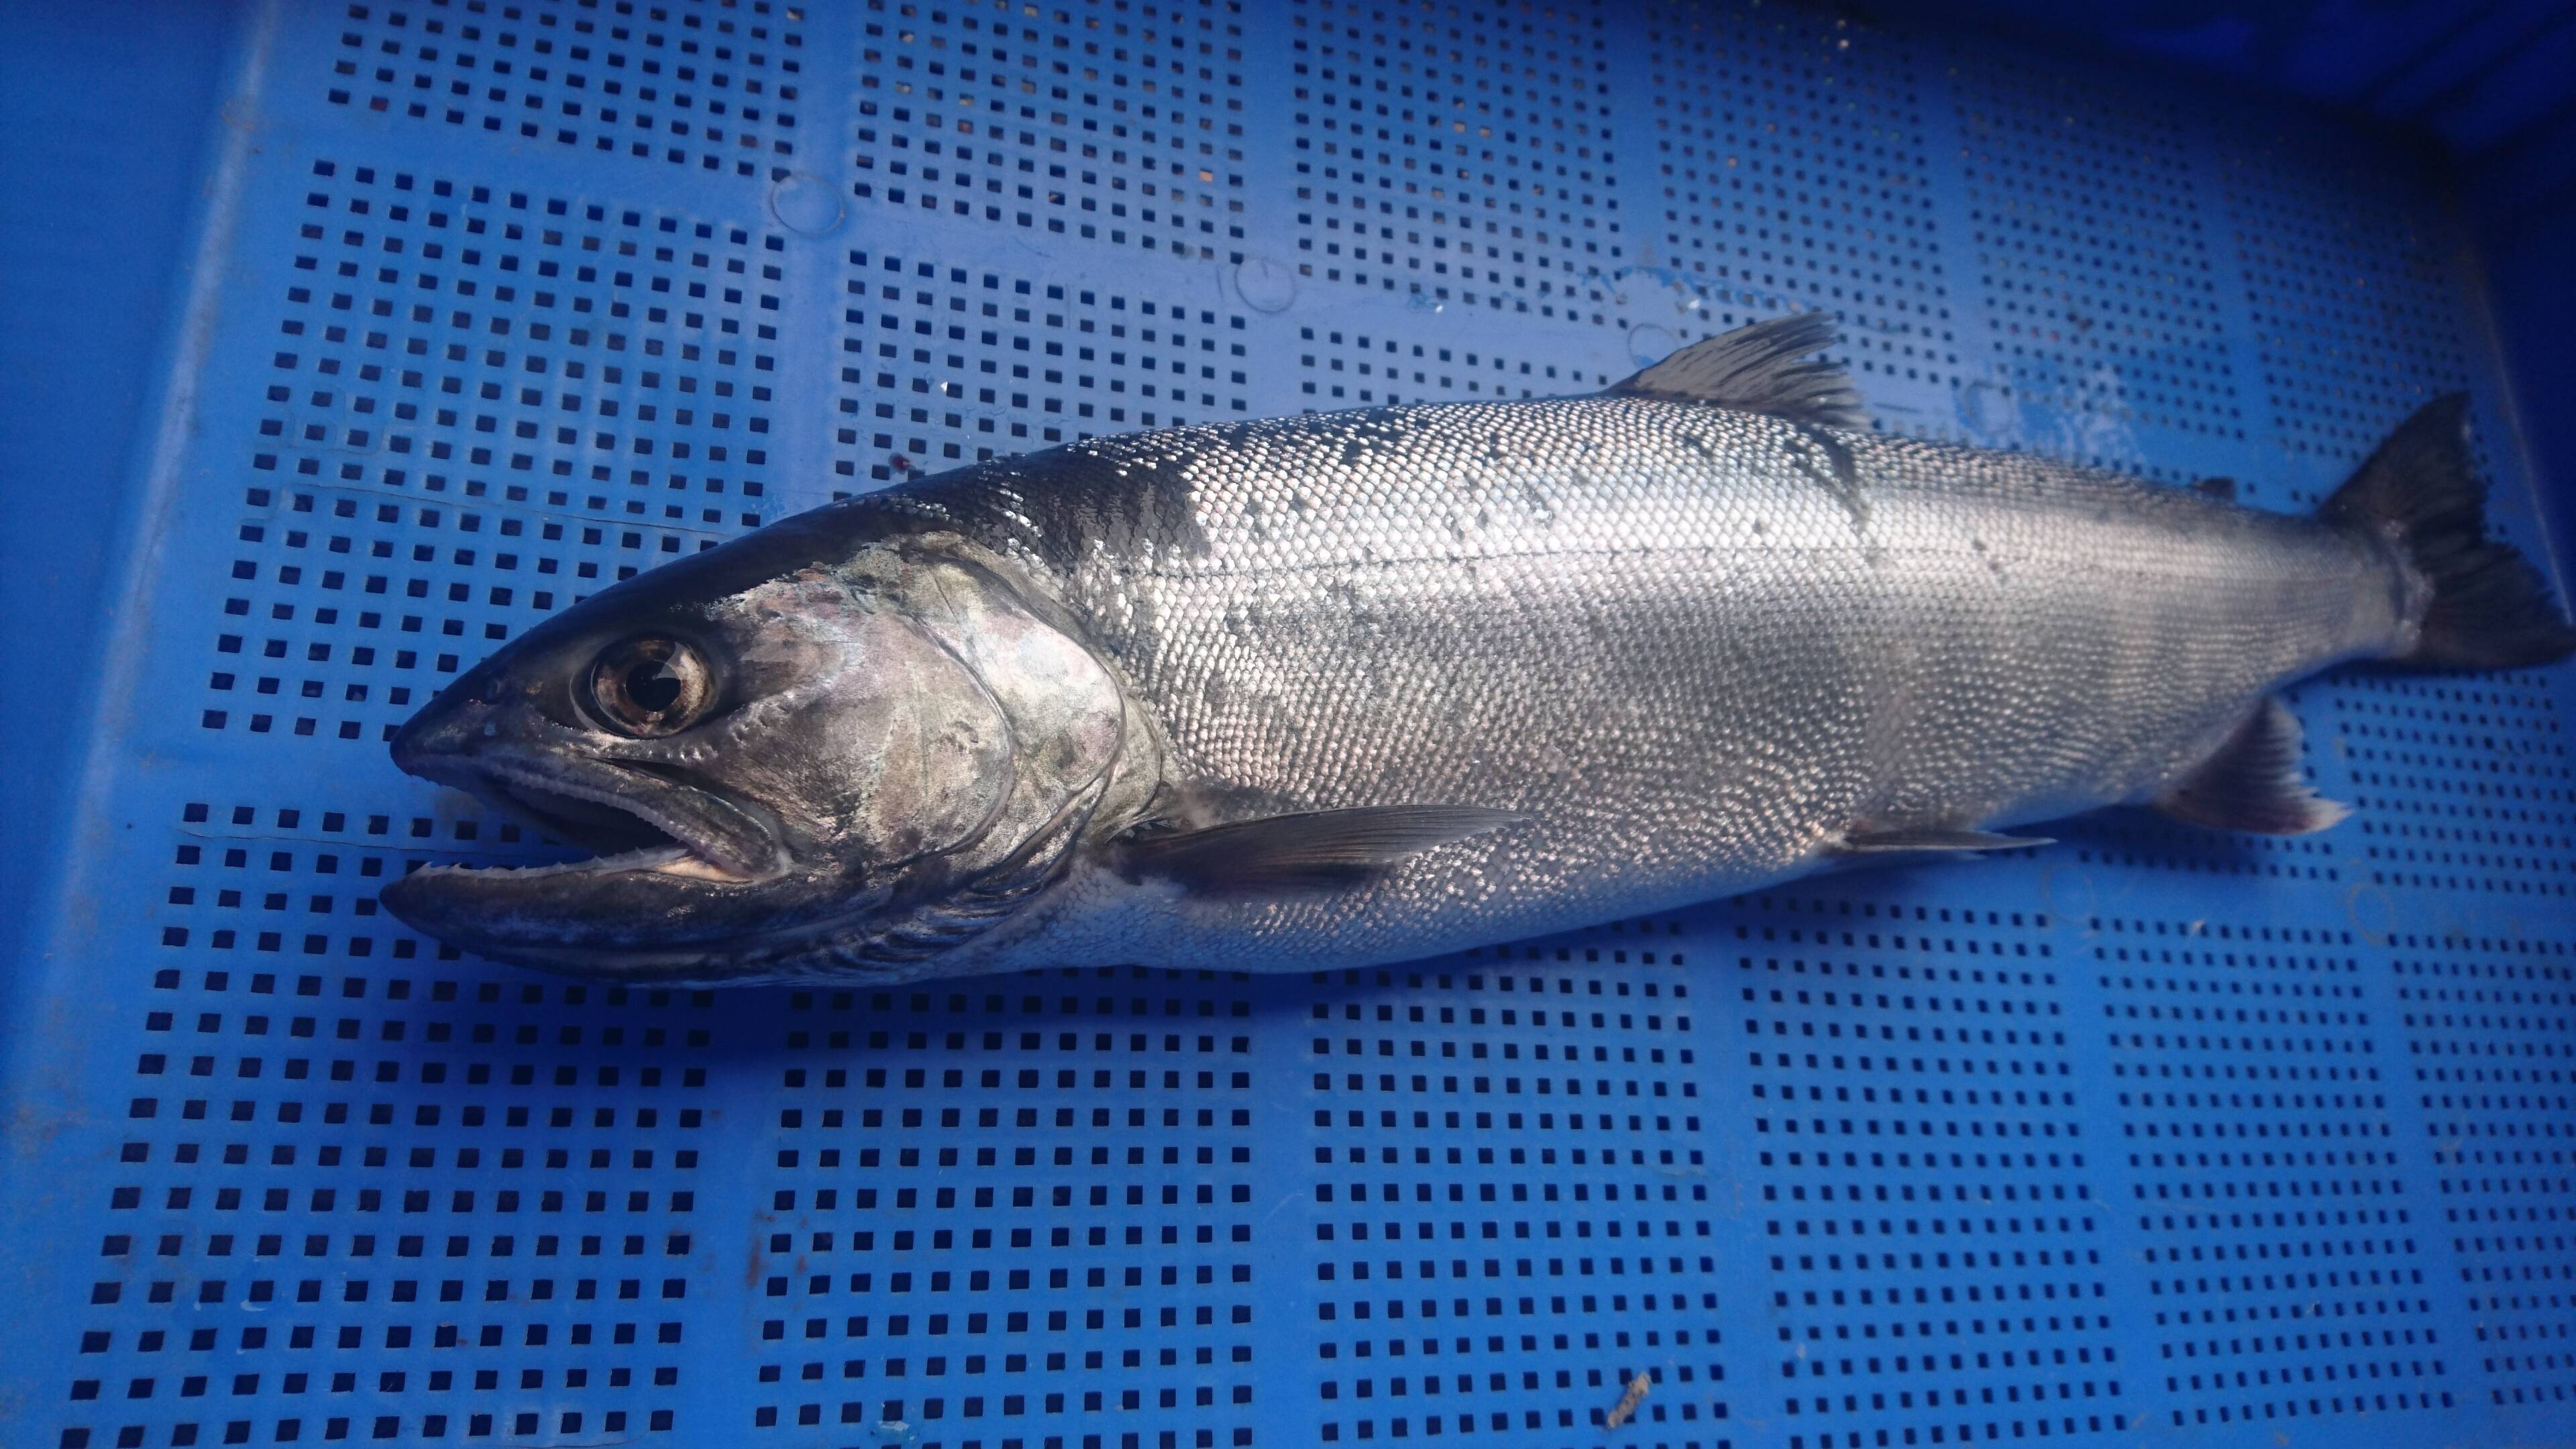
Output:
[953, 398, 2402, 972]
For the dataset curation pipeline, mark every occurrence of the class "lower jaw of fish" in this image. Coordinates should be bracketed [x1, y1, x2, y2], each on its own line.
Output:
[377, 845, 904, 985]
[380, 763, 902, 976]
[376, 772, 789, 958]
[374, 843, 794, 969]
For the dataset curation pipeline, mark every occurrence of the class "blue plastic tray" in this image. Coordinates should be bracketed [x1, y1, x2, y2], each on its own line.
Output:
[4, 1, 2572, 1446]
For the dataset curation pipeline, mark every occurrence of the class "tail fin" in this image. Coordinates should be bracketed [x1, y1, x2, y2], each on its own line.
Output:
[2322, 393, 2576, 672]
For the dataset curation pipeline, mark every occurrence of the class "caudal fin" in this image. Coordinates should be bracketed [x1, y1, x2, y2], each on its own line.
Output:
[2322, 393, 2576, 672]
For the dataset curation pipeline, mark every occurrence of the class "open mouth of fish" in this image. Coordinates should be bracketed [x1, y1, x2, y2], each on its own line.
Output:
[400, 753, 786, 888]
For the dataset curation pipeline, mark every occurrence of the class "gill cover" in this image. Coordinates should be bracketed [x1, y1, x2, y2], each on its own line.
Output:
[816, 535, 1138, 970]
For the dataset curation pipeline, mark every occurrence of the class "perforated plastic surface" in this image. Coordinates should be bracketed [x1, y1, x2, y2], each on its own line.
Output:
[5, 2, 2573, 1447]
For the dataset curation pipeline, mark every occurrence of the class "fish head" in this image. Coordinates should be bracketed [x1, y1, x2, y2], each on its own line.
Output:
[380, 513, 1138, 983]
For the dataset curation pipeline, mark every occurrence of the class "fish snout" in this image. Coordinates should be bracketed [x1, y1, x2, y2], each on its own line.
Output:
[389, 675, 508, 783]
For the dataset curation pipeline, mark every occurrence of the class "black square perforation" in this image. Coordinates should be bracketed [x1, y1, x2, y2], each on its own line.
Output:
[1293, 321, 1617, 408]
[2331, 673, 2576, 902]
[851, 0, 1250, 264]
[1289, 0, 1619, 319]
[16, 5, 2576, 1449]
[2396, 935, 2576, 1409]
[1719, 892, 2123, 1449]
[329, 0, 806, 179]
[105, 796, 724, 1448]
[1300, 946, 1727, 1442]
[744, 976, 1263, 1441]
[1953, 52, 2241, 443]
[214, 159, 786, 749]
[2213, 116, 2477, 470]
[2094, 913, 2453, 1428]
[1640, 0, 1957, 392]
[833, 248, 1251, 487]
[264, 159, 784, 517]
[207, 483, 730, 749]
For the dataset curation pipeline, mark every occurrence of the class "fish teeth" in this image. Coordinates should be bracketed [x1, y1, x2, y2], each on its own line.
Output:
[646, 851, 753, 883]
[412, 843, 704, 880]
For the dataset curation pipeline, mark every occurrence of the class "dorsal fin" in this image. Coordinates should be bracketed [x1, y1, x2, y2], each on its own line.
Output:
[1607, 313, 1868, 429]
[2190, 476, 2238, 502]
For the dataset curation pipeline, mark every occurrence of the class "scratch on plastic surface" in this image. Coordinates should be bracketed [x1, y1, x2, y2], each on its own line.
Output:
[21, 0, 284, 1134]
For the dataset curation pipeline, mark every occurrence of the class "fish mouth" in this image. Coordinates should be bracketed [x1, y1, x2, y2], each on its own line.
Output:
[394, 750, 789, 888]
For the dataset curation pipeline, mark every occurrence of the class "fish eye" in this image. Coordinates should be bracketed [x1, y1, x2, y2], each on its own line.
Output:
[583, 635, 714, 737]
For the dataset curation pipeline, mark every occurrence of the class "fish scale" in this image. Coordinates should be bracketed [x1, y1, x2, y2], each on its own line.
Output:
[381, 320, 2569, 983]
[908, 394, 2402, 975]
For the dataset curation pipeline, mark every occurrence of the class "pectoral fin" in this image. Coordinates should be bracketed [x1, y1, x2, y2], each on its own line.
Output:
[1831, 826, 2052, 856]
[2155, 697, 2351, 835]
[1118, 806, 1526, 896]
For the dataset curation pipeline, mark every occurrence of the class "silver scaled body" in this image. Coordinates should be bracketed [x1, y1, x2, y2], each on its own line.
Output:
[881, 396, 2406, 975]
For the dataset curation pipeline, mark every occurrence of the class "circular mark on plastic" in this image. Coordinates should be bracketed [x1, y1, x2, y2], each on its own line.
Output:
[769, 173, 845, 237]
[1626, 323, 1677, 369]
[1956, 377, 2010, 440]
[1234, 256, 1296, 313]
[2037, 864, 2096, 936]
[2343, 883, 2394, 945]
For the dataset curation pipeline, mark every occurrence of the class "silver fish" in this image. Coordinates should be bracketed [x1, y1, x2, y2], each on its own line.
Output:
[380, 315, 2574, 984]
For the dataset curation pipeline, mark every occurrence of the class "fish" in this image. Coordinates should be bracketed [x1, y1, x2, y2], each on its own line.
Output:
[378, 314, 2576, 985]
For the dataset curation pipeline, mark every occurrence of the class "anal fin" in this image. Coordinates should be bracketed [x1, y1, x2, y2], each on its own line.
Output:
[1832, 826, 2051, 855]
[1118, 806, 1525, 897]
[2155, 697, 2351, 835]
